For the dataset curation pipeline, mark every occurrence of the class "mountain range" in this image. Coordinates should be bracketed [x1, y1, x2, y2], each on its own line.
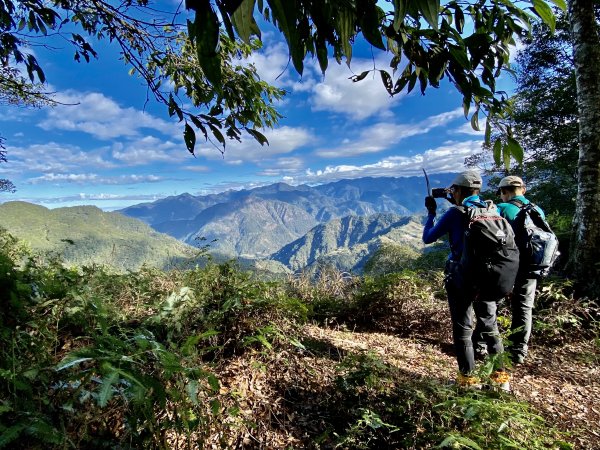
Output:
[0, 175, 457, 273]
[118, 174, 455, 260]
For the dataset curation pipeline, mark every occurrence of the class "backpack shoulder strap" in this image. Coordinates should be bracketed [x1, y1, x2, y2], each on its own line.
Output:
[508, 199, 525, 208]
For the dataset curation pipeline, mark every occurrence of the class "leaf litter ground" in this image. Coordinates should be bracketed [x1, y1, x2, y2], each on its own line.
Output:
[207, 322, 599, 449]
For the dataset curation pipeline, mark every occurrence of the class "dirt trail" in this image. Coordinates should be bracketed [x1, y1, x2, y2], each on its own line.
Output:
[302, 324, 600, 448]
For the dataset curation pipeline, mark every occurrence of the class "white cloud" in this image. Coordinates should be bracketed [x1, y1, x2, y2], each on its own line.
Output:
[196, 126, 314, 163]
[182, 164, 210, 172]
[256, 156, 305, 176]
[38, 91, 176, 140]
[248, 42, 308, 90]
[283, 140, 483, 184]
[315, 108, 464, 158]
[4, 142, 116, 174]
[308, 57, 404, 120]
[28, 173, 163, 185]
[111, 136, 186, 164]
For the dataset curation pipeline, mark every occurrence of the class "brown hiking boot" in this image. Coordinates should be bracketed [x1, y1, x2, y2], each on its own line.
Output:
[456, 373, 482, 390]
[490, 370, 511, 392]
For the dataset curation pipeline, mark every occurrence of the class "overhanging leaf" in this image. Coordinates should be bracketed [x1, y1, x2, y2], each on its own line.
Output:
[194, 4, 222, 86]
[484, 120, 491, 145]
[502, 142, 511, 168]
[246, 127, 269, 145]
[418, 0, 440, 31]
[231, 0, 257, 43]
[532, 0, 555, 33]
[493, 138, 502, 166]
[470, 110, 480, 131]
[506, 135, 524, 164]
[350, 70, 370, 82]
[548, 0, 567, 11]
[393, 0, 408, 31]
[184, 123, 196, 154]
[380, 70, 394, 95]
[359, 2, 385, 50]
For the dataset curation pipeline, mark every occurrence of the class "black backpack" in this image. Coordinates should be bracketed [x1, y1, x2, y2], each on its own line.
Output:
[508, 199, 560, 277]
[454, 201, 520, 298]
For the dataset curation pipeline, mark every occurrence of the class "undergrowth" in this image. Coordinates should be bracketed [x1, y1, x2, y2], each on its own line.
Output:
[0, 229, 594, 448]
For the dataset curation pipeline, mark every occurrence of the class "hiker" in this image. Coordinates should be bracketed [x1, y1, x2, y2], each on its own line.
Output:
[422, 170, 513, 389]
[495, 176, 546, 364]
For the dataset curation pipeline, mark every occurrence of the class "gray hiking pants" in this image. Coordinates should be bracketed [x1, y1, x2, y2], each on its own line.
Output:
[445, 261, 505, 375]
[509, 273, 538, 362]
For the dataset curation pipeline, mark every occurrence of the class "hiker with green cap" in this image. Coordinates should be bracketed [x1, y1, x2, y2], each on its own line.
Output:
[493, 175, 546, 365]
[423, 170, 514, 390]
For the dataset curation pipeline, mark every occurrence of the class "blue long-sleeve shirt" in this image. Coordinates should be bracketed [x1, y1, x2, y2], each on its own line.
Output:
[422, 195, 487, 261]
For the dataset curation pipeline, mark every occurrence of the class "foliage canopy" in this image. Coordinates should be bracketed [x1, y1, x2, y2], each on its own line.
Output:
[0, 0, 562, 158]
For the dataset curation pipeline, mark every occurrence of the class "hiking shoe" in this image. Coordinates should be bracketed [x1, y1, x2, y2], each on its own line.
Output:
[489, 370, 511, 392]
[474, 348, 488, 361]
[456, 373, 482, 390]
[511, 353, 526, 366]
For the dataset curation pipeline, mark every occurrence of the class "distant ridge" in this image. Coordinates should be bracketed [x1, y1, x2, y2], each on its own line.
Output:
[0, 201, 196, 272]
[119, 174, 456, 259]
[271, 213, 426, 273]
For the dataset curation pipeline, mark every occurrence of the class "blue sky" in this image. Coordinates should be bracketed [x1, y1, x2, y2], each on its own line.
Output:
[0, 8, 511, 211]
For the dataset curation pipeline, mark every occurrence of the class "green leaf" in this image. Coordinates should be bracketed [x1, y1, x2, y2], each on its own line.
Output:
[449, 46, 469, 70]
[194, 4, 222, 86]
[532, 0, 555, 32]
[0, 424, 26, 448]
[245, 128, 269, 145]
[207, 373, 220, 392]
[506, 135, 524, 164]
[208, 123, 226, 146]
[210, 399, 221, 415]
[56, 356, 93, 371]
[98, 371, 119, 407]
[484, 120, 491, 145]
[548, 0, 567, 11]
[184, 123, 196, 154]
[351, 70, 370, 82]
[418, 0, 440, 31]
[393, 74, 410, 94]
[186, 380, 199, 406]
[316, 44, 328, 74]
[454, 5, 465, 33]
[232, 0, 258, 43]
[380, 70, 394, 95]
[502, 142, 511, 168]
[337, 6, 355, 64]
[393, 0, 408, 31]
[359, 3, 385, 50]
[168, 94, 183, 121]
[493, 138, 502, 166]
[470, 111, 480, 131]
[269, 0, 304, 73]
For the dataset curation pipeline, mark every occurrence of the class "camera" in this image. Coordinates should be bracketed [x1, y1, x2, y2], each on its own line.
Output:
[431, 187, 448, 198]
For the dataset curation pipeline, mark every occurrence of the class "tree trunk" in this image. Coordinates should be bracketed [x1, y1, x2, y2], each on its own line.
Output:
[568, 0, 600, 296]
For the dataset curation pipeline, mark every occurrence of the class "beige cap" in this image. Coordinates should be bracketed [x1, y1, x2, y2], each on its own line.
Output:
[497, 175, 525, 192]
[450, 170, 483, 188]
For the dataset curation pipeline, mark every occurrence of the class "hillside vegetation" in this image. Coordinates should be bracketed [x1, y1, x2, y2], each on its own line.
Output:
[0, 201, 197, 272]
[1, 228, 598, 449]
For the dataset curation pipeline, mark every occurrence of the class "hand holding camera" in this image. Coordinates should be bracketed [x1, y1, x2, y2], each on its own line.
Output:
[425, 196, 437, 215]
[431, 187, 456, 205]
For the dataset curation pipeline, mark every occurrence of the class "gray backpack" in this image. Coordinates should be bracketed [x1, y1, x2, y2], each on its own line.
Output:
[508, 200, 560, 277]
